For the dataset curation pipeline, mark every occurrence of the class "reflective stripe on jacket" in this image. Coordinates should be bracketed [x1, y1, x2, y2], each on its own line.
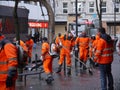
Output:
[95, 38, 114, 64]
[0, 43, 18, 81]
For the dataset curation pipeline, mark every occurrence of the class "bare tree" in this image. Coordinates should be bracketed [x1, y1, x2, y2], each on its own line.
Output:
[95, 0, 103, 28]
[14, 0, 23, 81]
[38, 0, 55, 43]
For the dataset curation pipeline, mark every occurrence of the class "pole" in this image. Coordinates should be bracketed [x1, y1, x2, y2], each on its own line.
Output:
[114, 0, 116, 37]
[75, 0, 78, 76]
[14, 0, 23, 82]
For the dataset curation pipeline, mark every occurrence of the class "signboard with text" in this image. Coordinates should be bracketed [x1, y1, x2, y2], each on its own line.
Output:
[28, 22, 48, 28]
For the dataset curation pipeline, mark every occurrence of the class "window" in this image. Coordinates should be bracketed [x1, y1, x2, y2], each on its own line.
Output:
[89, 1, 95, 13]
[115, 8, 119, 12]
[89, 8, 94, 13]
[63, 2, 68, 13]
[78, 2, 82, 12]
[63, 9, 68, 13]
[115, 3, 120, 13]
[101, 2, 106, 13]
[89, 2, 94, 7]
[63, 2, 68, 8]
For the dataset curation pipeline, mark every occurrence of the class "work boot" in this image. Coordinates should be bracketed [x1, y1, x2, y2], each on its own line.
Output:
[45, 73, 54, 84]
[67, 66, 71, 76]
[56, 64, 62, 73]
[83, 62, 87, 70]
[79, 62, 82, 69]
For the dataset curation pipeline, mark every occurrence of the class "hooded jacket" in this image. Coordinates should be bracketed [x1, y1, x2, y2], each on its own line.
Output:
[94, 33, 114, 64]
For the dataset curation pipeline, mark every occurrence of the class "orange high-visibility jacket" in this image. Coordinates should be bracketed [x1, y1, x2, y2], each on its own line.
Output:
[55, 35, 64, 46]
[62, 39, 73, 52]
[75, 37, 90, 49]
[92, 34, 100, 49]
[25, 39, 34, 57]
[0, 43, 18, 81]
[41, 42, 52, 74]
[20, 40, 28, 52]
[94, 38, 114, 64]
[41, 42, 52, 59]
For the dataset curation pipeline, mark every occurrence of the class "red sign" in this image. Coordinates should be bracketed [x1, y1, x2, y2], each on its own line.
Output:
[28, 22, 48, 28]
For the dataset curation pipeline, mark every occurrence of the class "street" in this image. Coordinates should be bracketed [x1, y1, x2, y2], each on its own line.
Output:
[16, 43, 120, 90]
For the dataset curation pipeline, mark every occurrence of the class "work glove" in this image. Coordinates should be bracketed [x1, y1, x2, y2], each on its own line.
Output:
[70, 51, 73, 56]
[6, 76, 13, 87]
[40, 56, 44, 61]
[74, 45, 78, 51]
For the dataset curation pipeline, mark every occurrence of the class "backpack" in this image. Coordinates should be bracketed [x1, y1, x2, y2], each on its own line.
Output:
[49, 42, 59, 58]
[0, 39, 27, 68]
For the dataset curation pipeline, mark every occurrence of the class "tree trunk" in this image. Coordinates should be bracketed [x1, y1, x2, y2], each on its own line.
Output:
[14, 0, 23, 82]
[39, 0, 55, 43]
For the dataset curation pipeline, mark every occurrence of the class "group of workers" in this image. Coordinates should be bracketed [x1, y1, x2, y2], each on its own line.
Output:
[40, 27, 115, 90]
[0, 26, 116, 90]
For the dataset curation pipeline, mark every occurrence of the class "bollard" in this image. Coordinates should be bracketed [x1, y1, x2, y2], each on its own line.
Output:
[63, 57, 66, 76]
[35, 54, 38, 71]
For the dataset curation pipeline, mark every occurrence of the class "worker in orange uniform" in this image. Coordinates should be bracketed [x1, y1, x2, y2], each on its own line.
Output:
[75, 31, 90, 70]
[89, 35, 96, 67]
[0, 38, 18, 90]
[25, 35, 34, 63]
[40, 37, 54, 84]
[55, 33, 64, 53]
[94, 27, 114, 90]
[56, 32, 74, 75]
[92, 29, 101, 67]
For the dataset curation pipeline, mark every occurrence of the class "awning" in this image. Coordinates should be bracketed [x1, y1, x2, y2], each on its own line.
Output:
[0, 5, 29, 18]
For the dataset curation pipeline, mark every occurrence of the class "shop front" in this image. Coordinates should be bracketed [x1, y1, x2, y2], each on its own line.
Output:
[28, 21, 48, 43]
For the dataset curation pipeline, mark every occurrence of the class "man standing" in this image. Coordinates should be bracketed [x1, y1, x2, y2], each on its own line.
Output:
[75, 31, 90, 70]
[94, 27, 114, 90]
[56, 32, 74, 76]
[0, 38, 18, 90]
[25, 35, 34, 63]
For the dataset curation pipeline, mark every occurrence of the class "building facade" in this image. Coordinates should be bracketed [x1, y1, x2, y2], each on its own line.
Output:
[0, 0, 120, 40]
[53, 0, 120, 37]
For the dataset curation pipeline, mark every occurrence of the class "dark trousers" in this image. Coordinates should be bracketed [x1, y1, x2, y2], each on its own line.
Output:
[99, 64, 114, 90]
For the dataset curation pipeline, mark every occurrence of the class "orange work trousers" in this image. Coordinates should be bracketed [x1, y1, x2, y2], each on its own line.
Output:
[79, 47, 89, 62]
[58, 48, 71, 66]
[43, 57, 53, 74]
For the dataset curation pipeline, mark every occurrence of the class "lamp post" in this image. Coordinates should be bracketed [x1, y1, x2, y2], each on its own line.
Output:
[75, 0, 78, 37]
[112, 0, 116, 37]
[75, 0, 78, 76]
